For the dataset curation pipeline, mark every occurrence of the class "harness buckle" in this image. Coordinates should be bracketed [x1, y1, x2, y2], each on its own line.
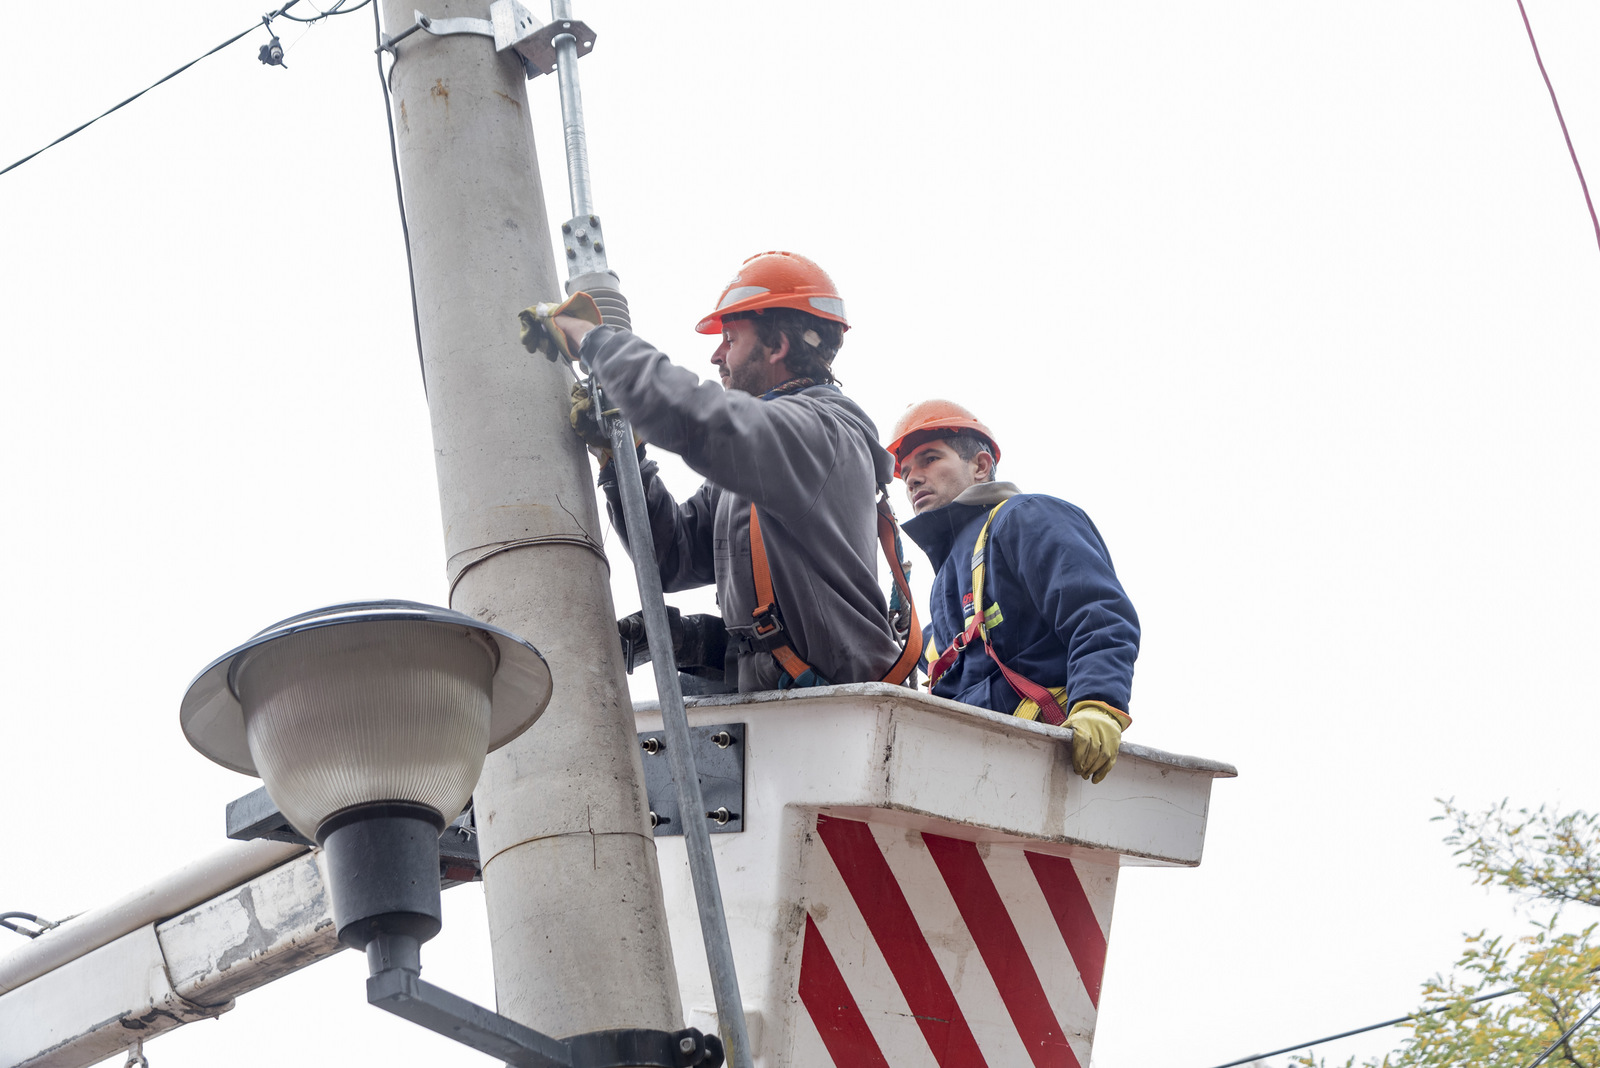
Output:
[749, 604, 785, 640]
[727, 606, 789, 656]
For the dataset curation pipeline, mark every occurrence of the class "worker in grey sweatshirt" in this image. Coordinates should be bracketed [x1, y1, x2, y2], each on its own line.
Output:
[545, 251, 912, 692]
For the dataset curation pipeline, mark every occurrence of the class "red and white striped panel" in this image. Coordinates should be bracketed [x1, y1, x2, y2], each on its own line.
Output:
[793, 814, 1117, 1068]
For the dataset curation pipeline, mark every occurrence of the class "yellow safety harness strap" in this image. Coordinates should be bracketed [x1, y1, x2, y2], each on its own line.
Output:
[926, 500, 1069, 726]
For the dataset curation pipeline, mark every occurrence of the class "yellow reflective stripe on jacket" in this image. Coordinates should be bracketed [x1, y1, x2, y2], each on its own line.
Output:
[974, 500, 1056, 720]
[970, 502, 1008, 639]
[1013, 684, 1070, 722]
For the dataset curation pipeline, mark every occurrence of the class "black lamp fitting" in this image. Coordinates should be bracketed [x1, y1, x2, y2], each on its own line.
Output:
[317, 800, 724, 1066]
[318, 801, 446, 951]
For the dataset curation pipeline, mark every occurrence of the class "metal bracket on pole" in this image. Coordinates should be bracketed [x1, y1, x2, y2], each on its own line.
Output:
[398, 2, 595, 79]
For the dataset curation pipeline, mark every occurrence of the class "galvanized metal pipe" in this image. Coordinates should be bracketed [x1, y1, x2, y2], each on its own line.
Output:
[604, 406, 755, 1068]
[545, 5, 749, 1058]
[550, 0, 592, 218]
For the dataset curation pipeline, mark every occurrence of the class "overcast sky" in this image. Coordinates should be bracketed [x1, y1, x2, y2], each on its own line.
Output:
[4, 2, 1600, 1066]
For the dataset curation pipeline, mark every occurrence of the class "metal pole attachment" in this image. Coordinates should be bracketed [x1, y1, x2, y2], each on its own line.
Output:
[550, 0, 593, 220]
[543, 3, 751, 1063]
[604, 411, 756, 1068]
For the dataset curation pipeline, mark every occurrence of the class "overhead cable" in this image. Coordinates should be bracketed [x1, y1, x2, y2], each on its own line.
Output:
[1513, 0, 1600, 256]
[372, 3, 428, 393]
[278, 0, 373, 22]
[0, 0, 364, 179]
[1524, 996, 1600, 1068]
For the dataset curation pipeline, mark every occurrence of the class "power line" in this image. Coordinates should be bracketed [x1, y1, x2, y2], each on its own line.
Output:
[1512, 0, 1600, 257]
[0, 0, 366, 179]
[1204, 985, 1522, 1068]
[279, 0, 373, 23]
[1525, 995, 1600, 1068]
[371, 3, 428, 393]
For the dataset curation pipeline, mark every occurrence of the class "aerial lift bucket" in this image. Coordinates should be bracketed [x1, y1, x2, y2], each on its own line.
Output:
[636, 683, 1235, 1068]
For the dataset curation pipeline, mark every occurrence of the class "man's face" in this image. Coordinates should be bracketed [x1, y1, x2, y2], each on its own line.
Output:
[711, 319, 782, 395]
[902, 439, 990, 514]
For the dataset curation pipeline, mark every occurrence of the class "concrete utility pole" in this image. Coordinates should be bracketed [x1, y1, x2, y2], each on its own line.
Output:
[377, 0, 681, 1040]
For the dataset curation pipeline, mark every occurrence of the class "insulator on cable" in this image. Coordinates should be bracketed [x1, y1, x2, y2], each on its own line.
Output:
[259, 37, 286, 68]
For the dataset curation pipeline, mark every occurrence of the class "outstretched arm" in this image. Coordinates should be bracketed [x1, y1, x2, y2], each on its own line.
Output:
[580, 327, 848, 524]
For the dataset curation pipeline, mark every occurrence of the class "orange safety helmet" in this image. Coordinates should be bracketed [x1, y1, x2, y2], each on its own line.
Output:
[885, 399, 1002, 479]
[695, 251, 849, 335]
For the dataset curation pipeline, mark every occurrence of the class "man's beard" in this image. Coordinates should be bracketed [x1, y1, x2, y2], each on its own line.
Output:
[726, 358, 769, 395]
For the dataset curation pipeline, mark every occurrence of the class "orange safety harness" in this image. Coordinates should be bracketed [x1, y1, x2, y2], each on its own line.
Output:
[746, 495, 923, 687]
[924, 500, 1070, 726]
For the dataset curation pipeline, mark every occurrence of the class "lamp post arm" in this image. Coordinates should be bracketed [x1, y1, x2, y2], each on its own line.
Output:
[368, 960, 725, 1068]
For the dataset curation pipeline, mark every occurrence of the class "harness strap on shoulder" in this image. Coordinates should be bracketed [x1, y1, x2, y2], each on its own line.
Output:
[926, 499, 1068, 726]
[747, 500, 922, 686]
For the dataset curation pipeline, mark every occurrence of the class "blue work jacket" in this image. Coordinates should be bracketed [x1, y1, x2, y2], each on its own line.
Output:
[901, 481, 1139, 715]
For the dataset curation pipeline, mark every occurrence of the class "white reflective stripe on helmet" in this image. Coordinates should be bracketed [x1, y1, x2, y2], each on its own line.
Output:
[808, 296, 845, 318]
[717, 285, 770, 310]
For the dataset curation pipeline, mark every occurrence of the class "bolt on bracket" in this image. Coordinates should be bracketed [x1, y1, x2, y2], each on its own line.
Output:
[638, 722, 746, 837]
[561, 214, 610, 276]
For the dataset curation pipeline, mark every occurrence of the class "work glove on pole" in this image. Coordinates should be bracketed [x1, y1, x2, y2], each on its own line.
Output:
[569, 380, 644, 469]
[569, 380, 610, 461]
[569, 380, 628, 465]
[1064, 700, 1132, 784]
[519, 291, 603, 362]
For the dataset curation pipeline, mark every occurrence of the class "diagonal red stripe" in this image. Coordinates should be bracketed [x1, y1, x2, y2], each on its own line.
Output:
[1024, 851, 1108, 1007]
[799, 914, 892, 1068]
[923, 834, 1081, 1068]
[816, 814, 990, 1068]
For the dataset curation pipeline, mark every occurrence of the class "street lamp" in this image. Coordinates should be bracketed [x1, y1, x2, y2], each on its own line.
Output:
[181, 600, 722, 1068]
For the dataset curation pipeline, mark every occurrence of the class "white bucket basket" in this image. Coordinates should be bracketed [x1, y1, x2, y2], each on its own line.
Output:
[635, 682, 1235, 1068]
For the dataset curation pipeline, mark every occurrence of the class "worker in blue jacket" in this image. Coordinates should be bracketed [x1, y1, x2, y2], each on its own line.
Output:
[888, 400, 1140, 783]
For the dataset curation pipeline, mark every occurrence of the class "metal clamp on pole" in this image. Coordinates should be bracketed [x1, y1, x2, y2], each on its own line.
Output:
[387, 2, 595, 78]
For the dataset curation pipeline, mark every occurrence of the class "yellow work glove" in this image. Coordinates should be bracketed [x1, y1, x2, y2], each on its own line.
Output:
[569, 381, 613, 463]
[519, 291, 603, 362]
[569, 381, 642, 467]
[1064, 700, 1132, 784]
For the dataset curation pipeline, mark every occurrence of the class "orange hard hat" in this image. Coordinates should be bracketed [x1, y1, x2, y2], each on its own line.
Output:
[695, 251, 849, 335]
[885, 399, 1001, 479]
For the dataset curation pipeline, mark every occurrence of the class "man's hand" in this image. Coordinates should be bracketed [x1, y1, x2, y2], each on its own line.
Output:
[518, 291, 603, 362]
[569, 380, 643, 467]
[1064, 701, 1132, 784]
[569, 381, 613, 464]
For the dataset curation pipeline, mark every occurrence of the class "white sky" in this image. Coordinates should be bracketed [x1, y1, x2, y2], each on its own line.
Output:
[3, 2, 1599, 1066]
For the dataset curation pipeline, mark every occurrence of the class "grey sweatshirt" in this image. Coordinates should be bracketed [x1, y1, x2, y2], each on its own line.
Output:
[581, 325, 900, 691]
